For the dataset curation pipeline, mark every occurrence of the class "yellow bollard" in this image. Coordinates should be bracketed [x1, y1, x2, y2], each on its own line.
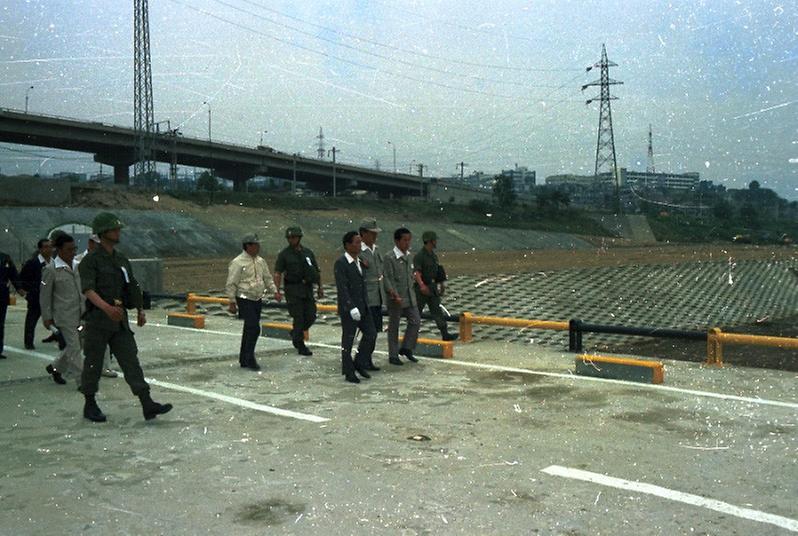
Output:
[706, 327, 724, 367]
[459, 312, 473, 343]
[186, 293, 197, 314]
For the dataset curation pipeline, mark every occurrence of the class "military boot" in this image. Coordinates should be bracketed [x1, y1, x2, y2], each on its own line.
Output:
[83, 395, 107, 423]
[139, 393, 173, 421]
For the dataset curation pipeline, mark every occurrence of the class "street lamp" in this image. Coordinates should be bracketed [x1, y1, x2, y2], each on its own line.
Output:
[386, 140, 396, 173]
[25, 86, 34, 113]
[202, 101, 212, 142]
[259, 129, 267, 146]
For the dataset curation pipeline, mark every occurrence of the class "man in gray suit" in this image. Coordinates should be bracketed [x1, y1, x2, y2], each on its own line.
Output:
[358, 217, 385, 371]
[334, 231, 377, 383]
[40, 233, 85, 385]
[382, 227, 420, 365]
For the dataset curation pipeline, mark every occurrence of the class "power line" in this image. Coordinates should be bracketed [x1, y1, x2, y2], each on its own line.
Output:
[234, 0, 581, 73]
[206, 0, 563, 90]
[166, 0, 533, 99]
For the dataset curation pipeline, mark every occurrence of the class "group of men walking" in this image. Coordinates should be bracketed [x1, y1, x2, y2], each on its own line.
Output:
[0, 212, 172, 423]
[226, 218, 457, 384]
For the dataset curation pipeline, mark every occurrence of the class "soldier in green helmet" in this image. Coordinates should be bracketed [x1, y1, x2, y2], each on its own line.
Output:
[273, 226, 322, 356]
[413, 230, 458, 341]
[77, 212, 172, 422]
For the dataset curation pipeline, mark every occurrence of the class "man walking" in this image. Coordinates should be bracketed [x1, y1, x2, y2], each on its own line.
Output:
[358, 218, 385, 371]
[40, 233, 84, 386]
[382, 227, 421, 365]
[75, 233, 118, 378]
[273, 227, 322, 356]
[78, 212, 172, 422]
[0, 249, 23, 360]
[334, 231, 377, 384]
[226, 233, 279, 371]
[414, 231, 458, 341]
[18, 238, 52, 349]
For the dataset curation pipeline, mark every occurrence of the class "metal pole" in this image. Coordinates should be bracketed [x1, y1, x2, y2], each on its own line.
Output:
[292, 153, 297, 194]
[25, 86, 33, 113]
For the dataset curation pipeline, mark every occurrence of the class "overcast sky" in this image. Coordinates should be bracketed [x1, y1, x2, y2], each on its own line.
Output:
[1, 0, 796, 196]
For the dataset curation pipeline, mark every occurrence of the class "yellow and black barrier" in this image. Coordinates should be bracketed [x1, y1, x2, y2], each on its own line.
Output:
[576, 354, 665, 384]
[261, 322, 308, 341]
[167, 312, 205, 329]
[706, 328, 798, 367]
[458, 312, 568, 343]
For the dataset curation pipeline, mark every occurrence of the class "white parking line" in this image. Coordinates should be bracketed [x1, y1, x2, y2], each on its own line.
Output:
[3, 345, 328, 423]
[308, 341, 798, 410]
[144, 322, 798, 410]
[541, 465, 798, 533]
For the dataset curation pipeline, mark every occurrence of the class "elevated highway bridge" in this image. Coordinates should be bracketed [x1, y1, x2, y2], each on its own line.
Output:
[0, 108, 426, 196]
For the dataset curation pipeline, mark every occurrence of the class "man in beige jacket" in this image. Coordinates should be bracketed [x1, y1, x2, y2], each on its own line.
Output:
[40, 233, 84, 385]
[226, 233, 280, 370]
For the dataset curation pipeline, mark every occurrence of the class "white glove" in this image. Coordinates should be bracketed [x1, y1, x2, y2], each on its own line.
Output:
[350, 307, 361, 321]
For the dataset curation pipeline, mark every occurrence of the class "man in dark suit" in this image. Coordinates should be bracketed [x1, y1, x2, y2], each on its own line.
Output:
[18, 238, 52, 349]
[0, 249, 23, 359]
[334, 231, 377, 384]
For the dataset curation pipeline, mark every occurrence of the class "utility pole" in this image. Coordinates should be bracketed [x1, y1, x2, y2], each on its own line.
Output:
[316, 127, 325, 159]
[328, 147, 338, 197]
[134, 0, 155, 185]
[456, 161, 468, 181]
[582, 43, 623, 212]
[417, 163, 425, 198]
[292, 153, 297, 194]
[646, 123, 656, 175]
[24, 86, 34, 113]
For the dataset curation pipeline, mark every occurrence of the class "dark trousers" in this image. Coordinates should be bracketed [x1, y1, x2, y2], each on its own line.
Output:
[24, 297, 41, 347]
[0, 290, 8, 354]
[81, 325, 149, 397]
[236, 297, 262, 365]
[369, 305, 383, 333]
[416, 291, 450, 336]
[340, 309, 376, 375]
[287, 298, 316, 347]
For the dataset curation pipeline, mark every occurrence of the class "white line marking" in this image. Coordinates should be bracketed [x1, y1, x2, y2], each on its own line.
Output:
[3, 345, 327, 423]
[140, 323, 798, 410]
[144, 378, 328, 423]
[541, 465, 798, 533]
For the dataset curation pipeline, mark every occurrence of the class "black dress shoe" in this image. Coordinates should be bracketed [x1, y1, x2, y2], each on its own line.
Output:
[140, 393, 173, 420]
[388, 356, 403, 366]
[366, 363, 381, 371]
[46, 364, 67, 385]
[354, 365, 371, 379]
[442, 333, 459, 341]
[0, 354, 7, 359]
[245, 361, 261, 371]
[42, 334, 57, 343]
[344, 373, 360, 384]
[399, 348, 418, 362]
[297, 345, 313, 356]
[83, 395, 107, 423]
[25, 344, 35, 350]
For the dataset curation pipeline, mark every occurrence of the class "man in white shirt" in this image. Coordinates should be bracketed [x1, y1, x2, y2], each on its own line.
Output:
[40, 233, 84, 385]
[226, 233, 280, 371]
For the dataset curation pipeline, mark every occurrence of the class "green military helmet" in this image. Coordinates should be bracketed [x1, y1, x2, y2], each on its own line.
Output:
[422, 231, 438, 243]
[92, 212, 125, 235]
[49, 229, 68, 243]
[285, 226, 303, 238]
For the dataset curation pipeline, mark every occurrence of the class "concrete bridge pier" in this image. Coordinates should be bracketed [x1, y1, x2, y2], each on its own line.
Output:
[217, 164, 259, 193]
[94, 152, 136, 186]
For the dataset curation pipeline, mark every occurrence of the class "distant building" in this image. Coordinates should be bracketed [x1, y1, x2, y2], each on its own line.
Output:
[546, 168, 699, 191]
[500, 165, 536, 194]
[458, 171, 493, 191]
[54, 171, 87, 182]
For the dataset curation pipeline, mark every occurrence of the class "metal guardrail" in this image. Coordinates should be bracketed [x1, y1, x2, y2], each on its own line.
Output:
[175, 294, 798, 369]
[568, 319, 707, 354]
